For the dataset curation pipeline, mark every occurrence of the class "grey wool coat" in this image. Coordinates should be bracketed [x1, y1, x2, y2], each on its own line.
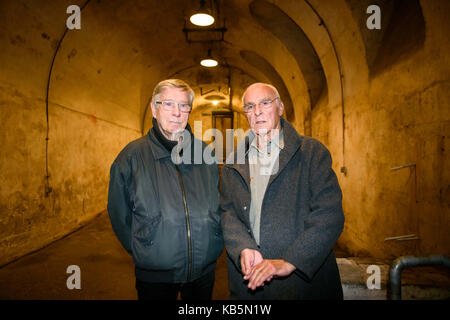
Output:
[220, 118, 345, 299]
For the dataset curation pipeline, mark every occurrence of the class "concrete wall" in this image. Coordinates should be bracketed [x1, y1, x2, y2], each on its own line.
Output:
[308, 0, 450, 258]
[0, 0, 141, 266]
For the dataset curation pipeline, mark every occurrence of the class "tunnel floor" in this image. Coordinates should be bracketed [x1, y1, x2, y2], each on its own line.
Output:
[0, 212, 449, 300]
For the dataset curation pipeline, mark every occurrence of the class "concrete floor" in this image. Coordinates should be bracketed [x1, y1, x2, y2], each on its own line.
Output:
[0, 211, 449, 300]
[0, 211, 228, 300]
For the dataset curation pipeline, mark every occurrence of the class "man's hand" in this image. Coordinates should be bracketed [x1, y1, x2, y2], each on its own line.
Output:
[247, 259, 296, 290]
[240, 249, 263, 280]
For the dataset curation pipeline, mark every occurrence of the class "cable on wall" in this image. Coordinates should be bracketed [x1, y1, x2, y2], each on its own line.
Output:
[44, 0, 91, 197]
[303, 0, 347, 176]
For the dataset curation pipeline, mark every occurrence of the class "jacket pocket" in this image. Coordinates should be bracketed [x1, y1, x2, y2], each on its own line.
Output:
[132, 211, 162, 247]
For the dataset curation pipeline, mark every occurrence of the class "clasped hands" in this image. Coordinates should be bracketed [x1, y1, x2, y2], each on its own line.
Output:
[240, 248, 296, 290]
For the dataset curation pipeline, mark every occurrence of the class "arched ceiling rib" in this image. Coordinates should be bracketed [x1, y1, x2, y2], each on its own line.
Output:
[240, 50, 294, 121]
[249, 0, 326, 109]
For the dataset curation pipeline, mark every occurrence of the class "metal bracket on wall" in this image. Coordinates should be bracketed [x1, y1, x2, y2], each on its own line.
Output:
[390, 163, 418, 203]
[390, 163, 416, 171]
[384, 234, 420, 241]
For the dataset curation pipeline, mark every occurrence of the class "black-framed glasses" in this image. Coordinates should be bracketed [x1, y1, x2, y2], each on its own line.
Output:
[155, 100, 192, 113]
[243, 97, 279, 113]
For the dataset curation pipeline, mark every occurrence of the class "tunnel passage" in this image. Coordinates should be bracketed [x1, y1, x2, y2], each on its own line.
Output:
[0, 0, 449, 271]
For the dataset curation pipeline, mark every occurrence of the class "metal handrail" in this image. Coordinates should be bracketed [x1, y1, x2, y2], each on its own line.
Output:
[388, 255, 450, 300]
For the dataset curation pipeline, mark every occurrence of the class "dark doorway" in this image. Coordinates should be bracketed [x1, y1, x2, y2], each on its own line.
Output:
[212, 111, 234, 167]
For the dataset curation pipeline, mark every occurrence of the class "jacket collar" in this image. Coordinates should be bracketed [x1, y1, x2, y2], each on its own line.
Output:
[147, 128, 171, 160]
[228, 118, 303, 189]
[147, 123, 195, 161]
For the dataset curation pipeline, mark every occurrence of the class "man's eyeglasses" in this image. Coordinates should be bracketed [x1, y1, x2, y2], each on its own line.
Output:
[155, 101, 192, 113]
[243, 97, 279, 113]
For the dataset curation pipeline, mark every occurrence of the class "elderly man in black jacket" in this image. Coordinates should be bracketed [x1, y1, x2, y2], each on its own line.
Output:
[108, 79, 223, 300]
[220, 83, 345, 299]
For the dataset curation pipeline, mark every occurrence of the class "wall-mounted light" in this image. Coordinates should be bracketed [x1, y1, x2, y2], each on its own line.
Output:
[190, 0, 215, 26]
[200, 49, 218, 67]
[212, 100, 219, 106]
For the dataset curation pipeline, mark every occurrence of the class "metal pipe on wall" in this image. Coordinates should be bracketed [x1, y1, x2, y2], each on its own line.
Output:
[389, 255, 450, 300]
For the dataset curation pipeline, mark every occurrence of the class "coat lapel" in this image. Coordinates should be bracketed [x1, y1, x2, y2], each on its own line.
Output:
[266, 118, 302, 188]
[224, 119, 302, 228]
[228, 135, 251, 191]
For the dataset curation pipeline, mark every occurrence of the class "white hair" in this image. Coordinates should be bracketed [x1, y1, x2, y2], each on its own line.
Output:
[152, 79, 195, 105]
[241, 82, 281, 105]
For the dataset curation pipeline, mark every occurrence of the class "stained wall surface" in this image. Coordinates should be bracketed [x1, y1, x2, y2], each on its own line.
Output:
[0, 0, 142, 266]
[307, 0, 449, 258]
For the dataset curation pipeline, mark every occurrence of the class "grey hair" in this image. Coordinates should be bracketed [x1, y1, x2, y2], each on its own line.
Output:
[241, 82, 281, 105]
[151, 79, 195, 105]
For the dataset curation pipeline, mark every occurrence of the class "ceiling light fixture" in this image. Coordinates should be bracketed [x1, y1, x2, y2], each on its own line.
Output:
[190, 13, 214, 26]
[200, 49, 218, 67]
[190, 0, 215, 26]
[200, 58, 218, 67]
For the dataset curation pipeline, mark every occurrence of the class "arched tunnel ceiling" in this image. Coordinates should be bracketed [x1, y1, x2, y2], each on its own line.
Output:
[39, 0, 345, 134]
[345, 0, 425, 77]
[249, 0, 327, 109]
[240, 50, 294, 121]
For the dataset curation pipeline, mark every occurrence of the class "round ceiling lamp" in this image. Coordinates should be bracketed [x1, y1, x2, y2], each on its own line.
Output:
[190, 13, 215, 26]
[200, 58, 218, 67]
[190, 0, 215, 26]
[200, 48, 218, 67]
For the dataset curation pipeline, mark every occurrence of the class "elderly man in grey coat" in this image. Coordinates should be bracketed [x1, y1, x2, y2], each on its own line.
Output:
[220, 83, 345, 299]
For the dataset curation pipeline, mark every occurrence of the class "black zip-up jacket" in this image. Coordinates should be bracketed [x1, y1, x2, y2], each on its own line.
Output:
[107, 126, 223, 283]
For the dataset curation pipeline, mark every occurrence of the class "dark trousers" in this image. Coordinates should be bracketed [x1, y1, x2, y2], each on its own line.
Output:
[135, 271, 215, 300]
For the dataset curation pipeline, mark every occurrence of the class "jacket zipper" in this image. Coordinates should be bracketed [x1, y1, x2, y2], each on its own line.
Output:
[175, 165, 192, 282]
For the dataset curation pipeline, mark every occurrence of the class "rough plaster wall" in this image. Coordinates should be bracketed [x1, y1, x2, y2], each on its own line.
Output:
[0, 1, 141, 266]
[357, 0, 449, 258]
[311, 0, 449, 258]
